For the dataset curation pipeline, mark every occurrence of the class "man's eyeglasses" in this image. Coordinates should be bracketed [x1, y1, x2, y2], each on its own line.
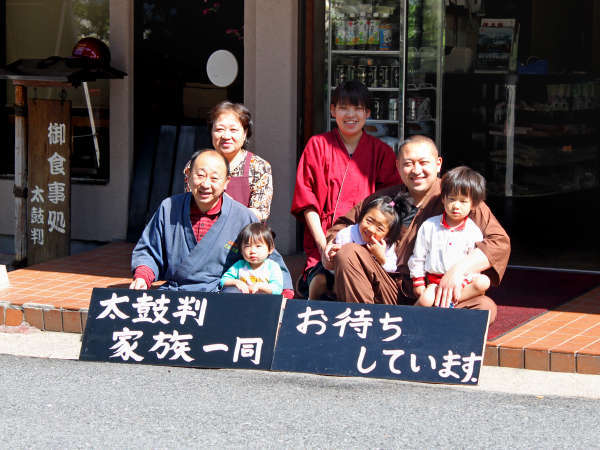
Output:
[193, 172, 225, 184]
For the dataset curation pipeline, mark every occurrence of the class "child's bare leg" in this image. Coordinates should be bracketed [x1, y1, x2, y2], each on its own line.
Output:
[458, 274, 490, 302]
[415, 284, 437, 307]
[308, 273, 328, 300]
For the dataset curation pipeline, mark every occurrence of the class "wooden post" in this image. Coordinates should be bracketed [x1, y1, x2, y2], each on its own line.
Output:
[13, 83, 27, 265]
[27, 98, 71, 266]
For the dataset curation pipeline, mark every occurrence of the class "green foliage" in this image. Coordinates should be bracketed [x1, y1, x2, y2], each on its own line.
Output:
[72, 0, 110, 43]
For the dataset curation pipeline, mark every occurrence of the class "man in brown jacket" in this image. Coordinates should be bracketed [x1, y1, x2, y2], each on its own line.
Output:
[324, 135, 510, 323]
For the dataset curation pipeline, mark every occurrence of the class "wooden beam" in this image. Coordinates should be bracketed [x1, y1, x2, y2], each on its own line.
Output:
[303, 0, 314, 148]
[14, 84, 27, 265]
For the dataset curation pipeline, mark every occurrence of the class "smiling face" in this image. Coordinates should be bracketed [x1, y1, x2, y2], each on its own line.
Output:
[241, 237, 273, 269]
[396, 140, 442, 204]
[358, 207, 393, 244]
[330, 102, 370, 140]
[187, 151, 230, 212]
[211, 111, 247, 160]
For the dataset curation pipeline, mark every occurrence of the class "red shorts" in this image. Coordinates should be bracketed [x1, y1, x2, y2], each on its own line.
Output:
[426, 272, 473, 288]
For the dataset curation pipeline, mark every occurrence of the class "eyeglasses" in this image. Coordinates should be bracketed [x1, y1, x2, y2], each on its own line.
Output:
[192, 172, 225, 185]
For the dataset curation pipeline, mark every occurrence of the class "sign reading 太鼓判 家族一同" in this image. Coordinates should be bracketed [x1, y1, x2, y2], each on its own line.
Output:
[80, 288, 283, 370]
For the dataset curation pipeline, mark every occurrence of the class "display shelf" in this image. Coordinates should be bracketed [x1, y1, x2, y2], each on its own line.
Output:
[331, 118, 400, 124]
[406, 118, 436, 123]
[332, 50, 403, 55]
[332, 87, 401, 92]
[486, 73, 600, 198]
[326, 0, 407, 140]
[407, 86, 436, 92]
[325, 0, 443, 146]
[488, 183, 599, 198]
[489, 148, 598, 167]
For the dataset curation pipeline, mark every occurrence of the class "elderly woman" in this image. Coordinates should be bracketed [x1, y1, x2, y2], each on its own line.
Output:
[184, 101, 273, 221]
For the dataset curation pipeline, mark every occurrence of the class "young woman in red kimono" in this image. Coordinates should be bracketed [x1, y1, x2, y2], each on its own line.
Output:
[291, 80, 402, 298]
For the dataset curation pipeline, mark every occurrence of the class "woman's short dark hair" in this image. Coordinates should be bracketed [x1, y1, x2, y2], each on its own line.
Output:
[209, 101, 253, 149]
[187, 148, 230, 176]
[441, 166, 486, 206]
[331, 80, 370, 110]
[237, 222, 275, 251]
[357, 193, 409, 245]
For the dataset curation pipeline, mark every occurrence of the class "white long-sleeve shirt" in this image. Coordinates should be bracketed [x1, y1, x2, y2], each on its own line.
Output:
[408, 214, 483, 285]
[335, 224, 397, 272]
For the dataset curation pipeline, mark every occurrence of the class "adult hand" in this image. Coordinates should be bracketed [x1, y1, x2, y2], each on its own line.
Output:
[434, 267, 464, 308]
[366, 235, 386, 265]
[434, 248, 490, 307]
[322, 242, 341, 271]
[129, 278, 148, 290]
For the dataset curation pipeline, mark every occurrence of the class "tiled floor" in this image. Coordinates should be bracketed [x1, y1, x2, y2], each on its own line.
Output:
[485, 289, 600, 374]
[1, 242, 599, 374]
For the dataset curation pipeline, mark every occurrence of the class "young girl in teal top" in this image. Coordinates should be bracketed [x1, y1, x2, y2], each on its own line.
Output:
[220, 222, 283, 295]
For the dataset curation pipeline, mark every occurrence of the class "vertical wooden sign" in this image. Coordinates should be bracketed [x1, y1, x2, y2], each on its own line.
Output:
[27, 98, 71, 266]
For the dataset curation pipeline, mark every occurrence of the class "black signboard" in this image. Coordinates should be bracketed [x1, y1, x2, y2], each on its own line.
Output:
[80, 288, 283, 371]
[271, 300, 489, 385]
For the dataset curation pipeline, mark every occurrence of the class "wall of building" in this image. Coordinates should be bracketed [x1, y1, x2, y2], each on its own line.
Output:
[70, 0, 133, 243]
[2, 0, 299, 257]
[0, 1, 134, 250]
[245, 0, 299, 255]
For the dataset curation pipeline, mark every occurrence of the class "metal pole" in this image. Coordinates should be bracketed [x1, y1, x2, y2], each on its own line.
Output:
[505, 81, 516, 198]
[82, 81, 101, 167]
[14, 83, 28, 265]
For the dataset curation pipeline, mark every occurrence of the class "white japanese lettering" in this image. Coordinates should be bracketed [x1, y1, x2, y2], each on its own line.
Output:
[109, 327, 144, 361]
[233, 337, 263, 365]
[97, 293, 130, 320]
[296, 307, 328, 335]
[47, 152, 66, 175]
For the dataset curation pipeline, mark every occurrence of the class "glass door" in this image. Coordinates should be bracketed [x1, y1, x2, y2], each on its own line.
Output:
[326, 0, 406, 152]
[405, 0, 444, 149]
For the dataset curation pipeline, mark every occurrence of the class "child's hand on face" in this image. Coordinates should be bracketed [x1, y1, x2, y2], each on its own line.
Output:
[366, 235, 387, 265]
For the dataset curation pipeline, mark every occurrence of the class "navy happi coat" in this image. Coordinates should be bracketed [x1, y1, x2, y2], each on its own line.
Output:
[132, 193, 292, 292]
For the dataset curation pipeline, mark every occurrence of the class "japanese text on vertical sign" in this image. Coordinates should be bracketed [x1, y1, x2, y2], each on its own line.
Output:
[29, 122, 68, 246]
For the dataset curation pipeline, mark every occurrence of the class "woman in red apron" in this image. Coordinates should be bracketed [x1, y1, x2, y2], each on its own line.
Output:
[184, 101, 273, 221]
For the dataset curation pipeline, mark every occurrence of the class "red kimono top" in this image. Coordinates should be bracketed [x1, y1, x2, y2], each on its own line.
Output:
[291, 129, 402, 271]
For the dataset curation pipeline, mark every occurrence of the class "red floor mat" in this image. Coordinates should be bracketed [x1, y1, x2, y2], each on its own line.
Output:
[486, 268, 600, 340]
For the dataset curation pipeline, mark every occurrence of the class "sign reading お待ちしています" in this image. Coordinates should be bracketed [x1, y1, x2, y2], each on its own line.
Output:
[272, 300, 489, 385]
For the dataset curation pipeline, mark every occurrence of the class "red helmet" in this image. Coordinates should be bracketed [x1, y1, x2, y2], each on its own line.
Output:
[72, 37, 111, 65]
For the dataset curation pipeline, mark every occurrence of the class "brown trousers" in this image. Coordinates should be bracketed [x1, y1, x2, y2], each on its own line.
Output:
[334, 244, 497, 324]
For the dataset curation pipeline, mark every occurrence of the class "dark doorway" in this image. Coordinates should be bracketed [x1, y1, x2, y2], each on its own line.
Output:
[134, 1, 243, 128]
[128, 1, 244, 241]
[442, 0, 600, 271]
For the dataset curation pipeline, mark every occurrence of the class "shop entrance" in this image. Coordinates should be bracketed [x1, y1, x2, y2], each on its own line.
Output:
[442, 0, 600, 271]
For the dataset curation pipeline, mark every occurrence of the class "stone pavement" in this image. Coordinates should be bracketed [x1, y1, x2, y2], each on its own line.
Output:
[1, 326, 599, 400]
[1, 242, 600, 374]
